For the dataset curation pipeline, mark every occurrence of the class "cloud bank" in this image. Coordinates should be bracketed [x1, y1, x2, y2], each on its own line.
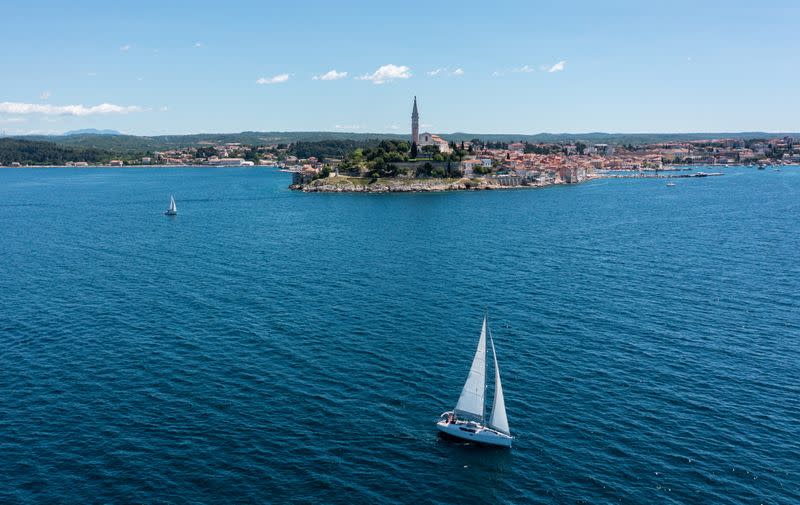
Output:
[0, 102, 143, 116]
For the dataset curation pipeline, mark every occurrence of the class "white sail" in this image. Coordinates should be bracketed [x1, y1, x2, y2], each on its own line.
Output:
[455, 315, 487, 419]
[169, 196, 177, 213]
[489, 333, 510, 435]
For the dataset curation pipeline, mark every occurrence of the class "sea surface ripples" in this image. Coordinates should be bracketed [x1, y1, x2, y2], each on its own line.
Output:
[1, 166, 798, 503]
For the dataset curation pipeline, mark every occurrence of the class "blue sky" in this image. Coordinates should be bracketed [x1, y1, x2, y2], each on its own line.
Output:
[1, 0, 798, 135]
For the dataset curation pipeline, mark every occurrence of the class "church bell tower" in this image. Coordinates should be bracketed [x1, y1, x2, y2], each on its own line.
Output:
[411, 96, 419, 145]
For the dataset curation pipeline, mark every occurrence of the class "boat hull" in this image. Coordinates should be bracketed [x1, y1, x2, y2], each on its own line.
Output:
[436, 419, 512, 447]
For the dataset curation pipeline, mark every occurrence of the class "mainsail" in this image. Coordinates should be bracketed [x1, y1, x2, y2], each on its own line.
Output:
[168, 196, 177, 213]
[489, 332, 510, 435]
[455, 316, 487, 419]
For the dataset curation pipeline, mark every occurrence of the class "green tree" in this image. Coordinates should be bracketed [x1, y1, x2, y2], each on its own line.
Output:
[196, 146, 217, 159]
[244, 147, 259, 162]
[417, 162, 433, 177]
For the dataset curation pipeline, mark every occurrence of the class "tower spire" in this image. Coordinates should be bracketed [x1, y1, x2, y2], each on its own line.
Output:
[411, 96, 419, 145]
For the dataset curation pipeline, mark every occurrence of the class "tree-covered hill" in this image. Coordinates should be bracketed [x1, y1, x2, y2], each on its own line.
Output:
[0, 138, 112, 165]
[11, 130, 798, 154]
[14, 132, 410, 153]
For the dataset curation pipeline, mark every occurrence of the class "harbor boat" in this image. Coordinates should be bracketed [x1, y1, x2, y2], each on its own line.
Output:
[164, 195, 177, 215]
[437, 314, 513, 448]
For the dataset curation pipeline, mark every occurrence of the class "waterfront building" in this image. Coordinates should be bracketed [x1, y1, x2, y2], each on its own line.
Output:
[206, 157, 248, 166]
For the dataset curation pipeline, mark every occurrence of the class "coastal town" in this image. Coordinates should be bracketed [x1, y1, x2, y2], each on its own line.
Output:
[284, 97, 798, 192]
[2, 98, 799, 190]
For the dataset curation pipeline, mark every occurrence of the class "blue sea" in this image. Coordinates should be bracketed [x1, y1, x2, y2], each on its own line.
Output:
[1, 167, 798, 504]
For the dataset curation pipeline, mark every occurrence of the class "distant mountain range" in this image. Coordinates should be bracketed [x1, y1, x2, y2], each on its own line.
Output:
[63, 129, 122, 136]
[9, 130, 799, 154]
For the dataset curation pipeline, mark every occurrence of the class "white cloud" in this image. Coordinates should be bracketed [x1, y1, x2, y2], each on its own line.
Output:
[0, 102, 144, 116]
[513, 65, 535, 73]
[0, 117, 26, 124]
[313, 70, 348, 81]
[426, 67, 464, 77]
[159, 106, 169, 112]
[256, 74, 290, 85]
[358, 64, 411, 84]
[40, 91, 51, 100]
[548, 60, 566, 73]
[87, 72, 97, 77]
[195, 41, 203, 48]
[120, 44, 132, 52]
[492, 70, 502, 77]
[334, 124, 361, 130]
[428, 67, 464, 77]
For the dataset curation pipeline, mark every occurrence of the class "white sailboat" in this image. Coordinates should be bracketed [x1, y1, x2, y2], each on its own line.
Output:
[164, 195, 177, 215]
[437, 314, 513, 447]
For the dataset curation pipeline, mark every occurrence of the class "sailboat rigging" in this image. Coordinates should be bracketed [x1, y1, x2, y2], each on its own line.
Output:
[164, 195, 177, 216]
[436, 313, 512, 447]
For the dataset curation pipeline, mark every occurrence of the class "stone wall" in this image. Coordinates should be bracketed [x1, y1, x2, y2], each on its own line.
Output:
[390, 161, 463, 176]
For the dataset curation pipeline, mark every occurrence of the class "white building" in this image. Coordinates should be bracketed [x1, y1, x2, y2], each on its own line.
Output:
[418, 132, 451, 153]
[207, 158, 248, 166]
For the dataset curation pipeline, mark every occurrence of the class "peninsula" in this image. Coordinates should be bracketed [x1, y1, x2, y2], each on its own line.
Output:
[290, 97, 594, 192]
[288, 97, 792, 193]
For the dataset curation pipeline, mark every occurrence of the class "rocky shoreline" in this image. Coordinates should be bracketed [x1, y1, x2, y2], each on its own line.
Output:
[289, 175, 580, 193]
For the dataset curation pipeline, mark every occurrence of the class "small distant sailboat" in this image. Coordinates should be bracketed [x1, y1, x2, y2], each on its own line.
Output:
[437, 314, 513, 448]
[164, 195, 177, 215]
[666, 182, 676, 187]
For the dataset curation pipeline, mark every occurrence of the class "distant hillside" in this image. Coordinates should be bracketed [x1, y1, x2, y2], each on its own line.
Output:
[64, 128, 122, 136]
[10, 130, 799, 154]
[441, 131, 799, 144]
[0, 138, 112, 165]
[15, 132, 409, 153]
